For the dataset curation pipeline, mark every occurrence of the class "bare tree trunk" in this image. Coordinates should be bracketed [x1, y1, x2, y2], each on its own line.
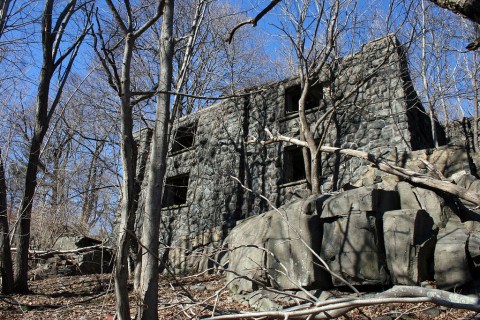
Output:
[429, 0, 480, 24]
[0, 147, 13, 294]
[421, 0, 438, 147]
[80, 141, 104, 227]
[14, 0, 87, 293]
[138, 1, 174, 319]
[0, 0, 11, 38]
[113, 34, 138, 320]
[14, 53, 53, 292]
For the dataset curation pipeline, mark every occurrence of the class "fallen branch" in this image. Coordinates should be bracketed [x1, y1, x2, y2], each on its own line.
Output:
[261, 129, 480, 207]
[11, 244, 113, 259]
[205, 285, 480, 319]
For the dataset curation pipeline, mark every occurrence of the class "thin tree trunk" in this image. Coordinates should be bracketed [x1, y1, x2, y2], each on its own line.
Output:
[13, 0, 85, 293]
[0, 147, 13, 294]
[114, 34, 138, 320]
[138, 1, 174, 319]
[14, 53, 52, 292]
[421, 0, 438, 148]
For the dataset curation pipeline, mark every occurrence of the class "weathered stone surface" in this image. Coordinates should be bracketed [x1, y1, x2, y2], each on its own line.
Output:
[468, 232, 480, 271]
[383, 209, 436, 285]
[225, 198, 327, 293]
[321, 185, 399, 218]
[434, 217, 472, 289]
[319, 187, 398, 286]
[456, 173, 477, 190]
[396, 182, 452, 228]
[320, 210, 389, 286]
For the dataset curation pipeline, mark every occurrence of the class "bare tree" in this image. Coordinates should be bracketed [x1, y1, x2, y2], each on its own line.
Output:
[0, 0, 14, 295]
[429, 0, 480, 25]
[13, 0, 91, 293]
[429, 0, 480, 50]
[137, 0, 174, 318]
[92, 0, 164, 318]
[0, 0, 11, 38]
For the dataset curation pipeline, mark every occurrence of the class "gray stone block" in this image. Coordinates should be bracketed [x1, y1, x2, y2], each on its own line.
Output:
[225, 198, 328, 293]
[383, 209, 436, 285]
[320, 209, 389, 286]
[468, 232, 480, 271]
[434, 217, 472, 289]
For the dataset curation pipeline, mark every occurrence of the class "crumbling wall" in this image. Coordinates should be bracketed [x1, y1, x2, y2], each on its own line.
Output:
[135, 35, 435, 273]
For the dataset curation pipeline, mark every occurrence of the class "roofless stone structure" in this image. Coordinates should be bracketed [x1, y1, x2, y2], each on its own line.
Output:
[134, 35, 441, 273]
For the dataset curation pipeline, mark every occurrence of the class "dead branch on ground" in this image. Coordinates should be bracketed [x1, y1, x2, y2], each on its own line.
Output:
[261, 128, 480, 207]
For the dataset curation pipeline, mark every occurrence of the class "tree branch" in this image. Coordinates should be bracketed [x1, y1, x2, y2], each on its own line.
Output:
[226, 0, 281, 44]
[261, 130, 480, 207]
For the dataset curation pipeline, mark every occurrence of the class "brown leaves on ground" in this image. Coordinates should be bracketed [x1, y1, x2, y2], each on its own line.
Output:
[0, 273, 478, 319]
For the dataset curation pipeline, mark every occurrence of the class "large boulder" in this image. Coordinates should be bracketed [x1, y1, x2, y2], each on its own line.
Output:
[396, 181, 453, 228]
[225, 197, 328, 293]
[383, 209, 437, 285]
[319, 186, 398, 286]
[434, 216, 473, 289]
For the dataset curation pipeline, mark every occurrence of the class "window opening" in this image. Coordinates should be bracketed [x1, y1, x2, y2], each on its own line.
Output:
[285, 82, 322, 114]
[283, 146, 306, 183]
[162, 174, 190, 207]
[171, 122, 197, 153]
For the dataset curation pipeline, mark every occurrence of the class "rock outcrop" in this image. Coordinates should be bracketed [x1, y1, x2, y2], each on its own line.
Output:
[224, 176, 480, 293]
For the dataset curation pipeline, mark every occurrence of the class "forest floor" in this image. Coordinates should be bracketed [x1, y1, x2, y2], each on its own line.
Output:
[0, 273, 478, 319]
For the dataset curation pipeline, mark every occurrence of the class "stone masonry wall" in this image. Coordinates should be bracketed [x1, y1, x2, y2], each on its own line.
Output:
[135, 35, 434, 273]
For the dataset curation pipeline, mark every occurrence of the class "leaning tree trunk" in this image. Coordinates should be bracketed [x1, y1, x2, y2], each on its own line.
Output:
[14, 61, 52, 292]
[0, 147, 13, 294]
[137, 1, 174, 319]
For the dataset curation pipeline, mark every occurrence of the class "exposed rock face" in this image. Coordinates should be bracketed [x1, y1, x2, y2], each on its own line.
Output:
[434, 216, 472, 289]
[225, 178, 480, 293]
[384, 209, 436, 285]
[319, 186, 398, 286]
[226, 197, 327, 293]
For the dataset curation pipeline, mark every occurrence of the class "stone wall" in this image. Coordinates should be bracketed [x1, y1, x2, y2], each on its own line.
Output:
[135, 35, 435, 273]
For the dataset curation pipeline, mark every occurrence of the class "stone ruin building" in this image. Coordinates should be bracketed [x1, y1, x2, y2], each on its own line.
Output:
[134, 35, 480, 296]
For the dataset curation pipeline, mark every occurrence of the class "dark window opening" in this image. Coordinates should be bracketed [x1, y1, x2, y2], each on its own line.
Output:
[162, 174, 189, 207]
[171, 123, 197, 153]
[285, 82, 322, 114]
[283, 146, 306, 183]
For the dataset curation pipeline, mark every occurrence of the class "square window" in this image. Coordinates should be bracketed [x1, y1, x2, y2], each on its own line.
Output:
[283, 146, 306, 183]
[285, 82, 322, 114]
[162, 174, 189, 207]
[171, 122, 197, 153]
